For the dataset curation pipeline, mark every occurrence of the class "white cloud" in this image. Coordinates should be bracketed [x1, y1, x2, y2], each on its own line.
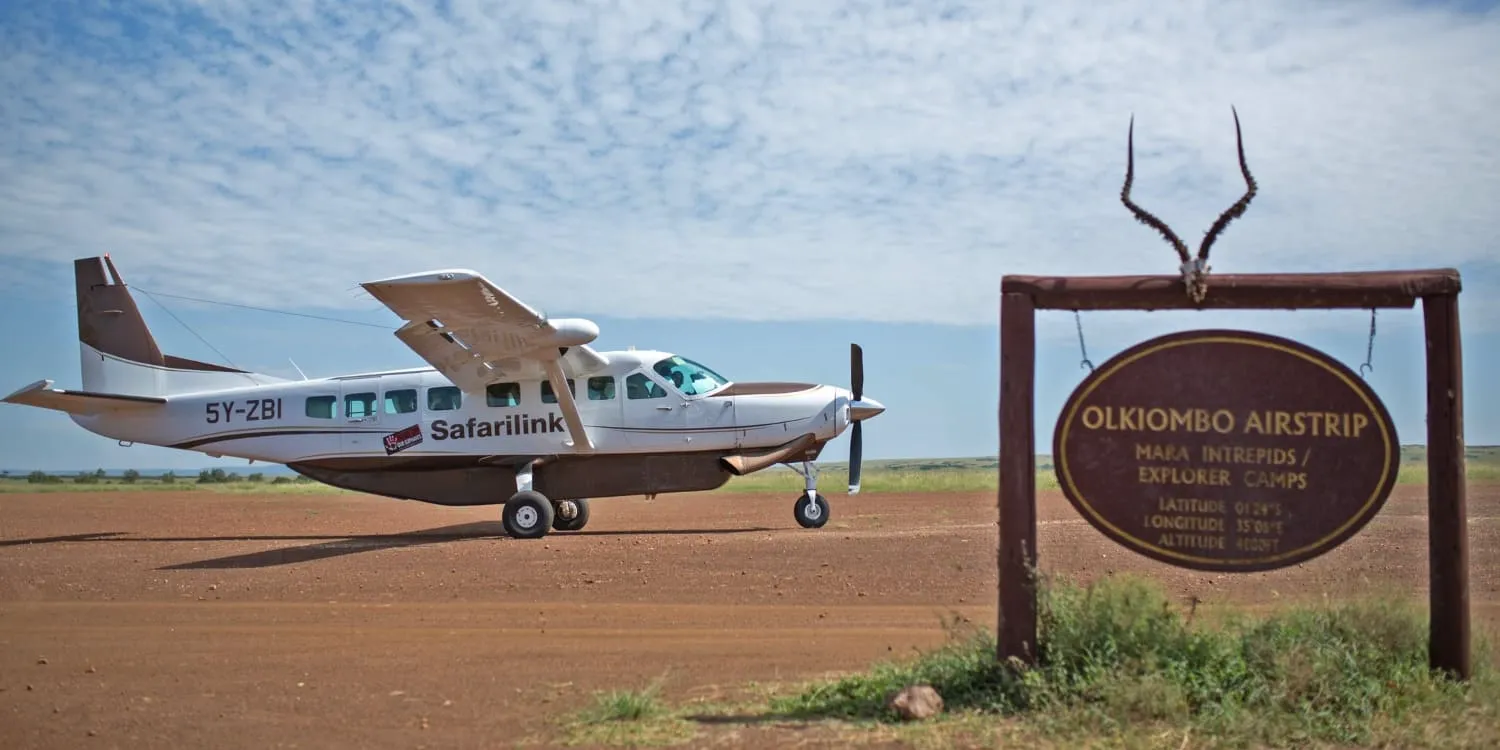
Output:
[1, 0, 1497, 333]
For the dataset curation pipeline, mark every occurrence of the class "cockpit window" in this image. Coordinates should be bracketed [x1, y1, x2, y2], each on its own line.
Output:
[652, 355, 730, 396]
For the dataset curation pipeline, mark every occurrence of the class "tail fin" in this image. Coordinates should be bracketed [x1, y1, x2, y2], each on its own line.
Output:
[76, 255, 279, 397]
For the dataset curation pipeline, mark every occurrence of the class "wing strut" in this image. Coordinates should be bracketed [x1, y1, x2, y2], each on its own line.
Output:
[542, 356, 594, 454]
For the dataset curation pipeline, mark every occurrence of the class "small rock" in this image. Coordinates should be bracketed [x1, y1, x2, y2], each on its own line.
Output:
[37, 657, 48, 665]
[888, 684, 943, 721]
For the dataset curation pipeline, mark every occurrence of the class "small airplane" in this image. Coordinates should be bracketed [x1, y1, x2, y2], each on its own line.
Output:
[3, 256, 886, 539]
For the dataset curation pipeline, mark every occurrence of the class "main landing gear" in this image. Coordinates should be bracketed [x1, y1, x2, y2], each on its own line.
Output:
[788, 460, 830, 529]
[500, 462, 591, 539]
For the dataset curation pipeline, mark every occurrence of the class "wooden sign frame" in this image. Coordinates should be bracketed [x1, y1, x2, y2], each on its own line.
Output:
[996, 269, 1469, 679]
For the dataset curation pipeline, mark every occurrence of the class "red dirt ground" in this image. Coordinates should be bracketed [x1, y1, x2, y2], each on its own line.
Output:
[2, 484, 1497, 748]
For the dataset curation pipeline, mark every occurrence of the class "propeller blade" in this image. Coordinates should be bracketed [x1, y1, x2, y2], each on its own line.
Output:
[851, 342, 864, 401]
[848, 421, 863, 494]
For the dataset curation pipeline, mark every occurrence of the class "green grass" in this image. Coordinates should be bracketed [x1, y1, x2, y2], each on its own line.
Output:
[551, 676, 702, 747]
[558, 573, 1500, 748]
[578, 678, 670, 723]
[5, 445, 1498, 495]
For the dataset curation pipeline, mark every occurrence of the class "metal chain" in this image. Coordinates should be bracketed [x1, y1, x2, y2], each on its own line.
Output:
[1360, 308, 1376, 377]
[1074, 310, 1094, 372]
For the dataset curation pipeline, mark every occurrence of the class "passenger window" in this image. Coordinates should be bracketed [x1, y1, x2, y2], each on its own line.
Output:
[305, 395, 337, 419]
[345, 392, 377, 419]
[486, 382, 520, 407]
[427, 386, 461, 411]
[542, 379, 575, 404]
[626, 373, 666, 399]
[587, 376, 615, 401]
[384, 388, 417, 414]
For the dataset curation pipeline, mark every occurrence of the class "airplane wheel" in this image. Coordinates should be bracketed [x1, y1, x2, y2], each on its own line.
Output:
[503, 490, 555, 539]
[553, 498, 591, 532]
[794, 492, 830, 529]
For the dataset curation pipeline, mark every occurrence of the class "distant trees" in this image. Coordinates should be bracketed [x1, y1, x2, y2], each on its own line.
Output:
[72, 469, 107, 484]
[9, 468, 299, 485]
[197, 468, 237, 484]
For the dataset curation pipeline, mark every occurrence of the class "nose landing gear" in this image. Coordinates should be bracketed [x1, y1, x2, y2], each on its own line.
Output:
[788, 460, 830, 529]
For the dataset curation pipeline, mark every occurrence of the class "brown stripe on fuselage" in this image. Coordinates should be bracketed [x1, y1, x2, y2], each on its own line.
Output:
[169, 428, 387, 450]
[714, 382, 820, 397]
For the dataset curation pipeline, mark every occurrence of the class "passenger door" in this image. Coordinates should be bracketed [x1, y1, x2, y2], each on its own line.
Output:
[338, 376, 381, 455]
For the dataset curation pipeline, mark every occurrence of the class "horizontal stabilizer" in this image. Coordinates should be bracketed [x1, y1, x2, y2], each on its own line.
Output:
[719, 433, 817, 476]
[2, 379, 166, 416]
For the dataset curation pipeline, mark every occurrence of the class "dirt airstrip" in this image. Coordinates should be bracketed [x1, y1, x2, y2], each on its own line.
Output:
[2, 484, 1498, 748]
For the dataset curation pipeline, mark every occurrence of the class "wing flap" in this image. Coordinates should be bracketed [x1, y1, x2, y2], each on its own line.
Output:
[3, 379, 166, 416]
[393, 321, 503, 394]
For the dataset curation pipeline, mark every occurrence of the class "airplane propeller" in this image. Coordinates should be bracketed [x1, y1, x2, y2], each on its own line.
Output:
[849, 343, 865, 494]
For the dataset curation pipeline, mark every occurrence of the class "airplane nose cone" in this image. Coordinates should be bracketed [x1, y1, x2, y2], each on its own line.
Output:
[849, 396, 885, 422]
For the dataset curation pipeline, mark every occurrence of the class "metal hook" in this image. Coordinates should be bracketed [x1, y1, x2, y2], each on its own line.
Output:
[1074, 311, 1094, 372]
[1359, 308, 1376, 378]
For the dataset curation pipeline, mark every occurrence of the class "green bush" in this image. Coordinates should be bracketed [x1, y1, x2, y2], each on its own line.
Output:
[771, 573, 1495, 747]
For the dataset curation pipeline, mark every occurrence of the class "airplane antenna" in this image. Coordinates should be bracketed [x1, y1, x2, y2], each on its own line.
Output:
[133, 288, 394, 329]
[288, 358, 309, 380]
[136, 288, 244, 372]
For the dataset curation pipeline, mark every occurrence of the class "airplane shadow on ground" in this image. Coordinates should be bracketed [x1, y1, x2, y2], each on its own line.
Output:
[0, 523, 777, 570]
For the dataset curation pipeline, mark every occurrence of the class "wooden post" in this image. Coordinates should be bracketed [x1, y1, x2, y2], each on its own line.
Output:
[998, 291, 1037, 666]
[1424, 292, 1470, 680]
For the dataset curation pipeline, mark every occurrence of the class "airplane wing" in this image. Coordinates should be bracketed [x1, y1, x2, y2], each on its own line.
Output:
[360, 269, 606, 453]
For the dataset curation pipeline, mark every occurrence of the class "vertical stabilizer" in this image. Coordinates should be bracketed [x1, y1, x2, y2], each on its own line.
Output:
[75, 255, 279, 397]
[77, 255, 166, 368]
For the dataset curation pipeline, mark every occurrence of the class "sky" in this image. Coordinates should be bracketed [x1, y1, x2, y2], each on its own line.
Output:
[1, 0, 1498, 472]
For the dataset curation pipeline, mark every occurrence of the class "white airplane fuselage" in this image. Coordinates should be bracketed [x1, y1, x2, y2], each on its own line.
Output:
[71, 347, 853, 470]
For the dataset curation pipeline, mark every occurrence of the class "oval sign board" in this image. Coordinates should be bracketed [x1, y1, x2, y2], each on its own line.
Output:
[1053, 329, 1399, 573]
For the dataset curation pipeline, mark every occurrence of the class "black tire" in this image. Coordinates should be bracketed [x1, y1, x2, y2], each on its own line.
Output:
[552, 497, 591, 532]
[794, 491, 830, 529]
[503, 490, 554, 539]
